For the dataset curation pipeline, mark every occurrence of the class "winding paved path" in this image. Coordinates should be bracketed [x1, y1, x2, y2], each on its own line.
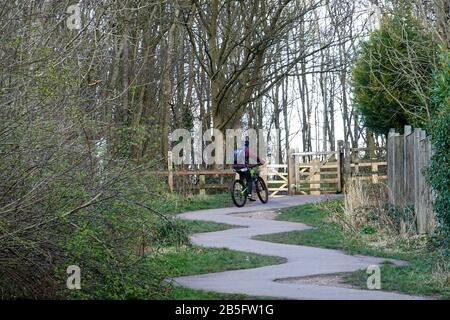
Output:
[174, 195, 426, 300]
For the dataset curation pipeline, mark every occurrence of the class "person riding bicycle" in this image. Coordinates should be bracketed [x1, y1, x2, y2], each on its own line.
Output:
[232, 137, 264, 201]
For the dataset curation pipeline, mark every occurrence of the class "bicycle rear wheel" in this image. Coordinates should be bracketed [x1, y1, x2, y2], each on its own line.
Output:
[230, 179, 247, 207]
[255, 177, 269, 204]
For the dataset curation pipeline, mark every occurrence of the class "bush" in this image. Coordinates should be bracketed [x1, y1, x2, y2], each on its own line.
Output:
[0, 34, 189, 298]
[352, 7, 438, 135]
[336, 178, 417, 236]
[340, 178, 399, 235]
[0, 126, 189, 299]
[61, 177, 190, 299]
[427, 51, 450, 248]
[0, 1, 191, 300]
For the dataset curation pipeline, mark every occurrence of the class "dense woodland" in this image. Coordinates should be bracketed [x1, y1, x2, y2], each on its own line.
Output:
[0, 0, 448, 299]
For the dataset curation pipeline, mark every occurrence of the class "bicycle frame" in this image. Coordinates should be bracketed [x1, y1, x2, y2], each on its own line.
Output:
[230, 164, 268, 207]
[239, 167, 259, 196]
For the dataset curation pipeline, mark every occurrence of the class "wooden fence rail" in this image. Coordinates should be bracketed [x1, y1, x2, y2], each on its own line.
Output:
[162, 129, 435, 235]
[162, 154, 236, 195]
[388, 126, 435, 234]
[287, 141, 387, 196]
[164, 142, 388, 197]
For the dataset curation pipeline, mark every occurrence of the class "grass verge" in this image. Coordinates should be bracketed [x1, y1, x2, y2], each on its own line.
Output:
[163, 246, 286, 299]
[157, 193, 232, 214]
[254, 202, 412, 260]
[164, 247, 285, 277]
[343, 253, 450, 299]
[170, 287, 251, 300]
[159, 194, 280, 299]
[182, 219, 238, 235]
[254, 200, 450, 299]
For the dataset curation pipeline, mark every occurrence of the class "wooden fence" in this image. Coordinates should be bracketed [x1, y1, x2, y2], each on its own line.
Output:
[163, 152, 284, 197]
[162, 140, 387, 197]
[387, 126, 435, 234]
[162, 152, 234, 195]
[285, 141, 387, 196]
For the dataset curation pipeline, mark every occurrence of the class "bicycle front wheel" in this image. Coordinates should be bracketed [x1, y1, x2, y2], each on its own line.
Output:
[230, 179, 247, 207]
[255, 177, 269, 204]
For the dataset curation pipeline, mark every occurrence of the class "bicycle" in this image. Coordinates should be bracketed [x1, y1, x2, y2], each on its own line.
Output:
[230, 163, 269, 207]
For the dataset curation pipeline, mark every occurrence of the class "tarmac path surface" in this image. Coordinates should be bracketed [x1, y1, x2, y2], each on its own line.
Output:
[174, 195, 427, 300]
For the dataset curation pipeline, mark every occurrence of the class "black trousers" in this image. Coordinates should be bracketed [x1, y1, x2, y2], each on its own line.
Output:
[238, 170, 253, 195]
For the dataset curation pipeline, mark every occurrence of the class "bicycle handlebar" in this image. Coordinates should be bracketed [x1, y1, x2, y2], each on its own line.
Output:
[247, 163, 263, 168]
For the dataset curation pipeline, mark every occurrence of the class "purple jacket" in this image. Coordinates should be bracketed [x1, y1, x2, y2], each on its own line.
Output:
[233, 146, 261, 168]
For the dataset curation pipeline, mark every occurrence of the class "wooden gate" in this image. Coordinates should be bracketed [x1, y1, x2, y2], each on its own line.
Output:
[289, 150, 342, 195]
[264, 164, 288, 197]
[262, 151, 341, 197]
[284, 141, 387, 196]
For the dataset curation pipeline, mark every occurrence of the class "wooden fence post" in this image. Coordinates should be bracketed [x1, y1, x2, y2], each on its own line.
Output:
[288, 148, 296, 195]
[426, 138, 435, 233]
[344, 141, 351, 183]
[371, 162, 379, 184]
[387, 129, 395, 204]
[390, 131, 405, 207]
[416, 130, 430, 234]
[294, 148, 300, 193]
[413, 128, 422, 230]
[395, 133, 406, 234]
[403, 126, 415, 205]
[167, 151, 173, 193]
[199, 174, 206, 197]
[395, 136, 405, 205]
[260, 162, 268, 185]
[353, 149, 360, 175]
[337, 140, 344, 193]
[388, 129, 406, 234]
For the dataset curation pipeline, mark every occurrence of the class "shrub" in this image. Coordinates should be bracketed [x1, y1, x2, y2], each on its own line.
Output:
[352, 7, 438, 135]
[59, 167, 191, 299]
[342, 179, 395, 234]
[336, 178, 415, 236]
[0, 130, 189, 299]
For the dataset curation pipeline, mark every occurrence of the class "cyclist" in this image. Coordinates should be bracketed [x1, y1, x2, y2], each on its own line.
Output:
[232, 137, 264, 201]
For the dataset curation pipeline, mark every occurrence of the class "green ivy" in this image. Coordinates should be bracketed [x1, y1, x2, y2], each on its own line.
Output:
[427, 50, 450, 248]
